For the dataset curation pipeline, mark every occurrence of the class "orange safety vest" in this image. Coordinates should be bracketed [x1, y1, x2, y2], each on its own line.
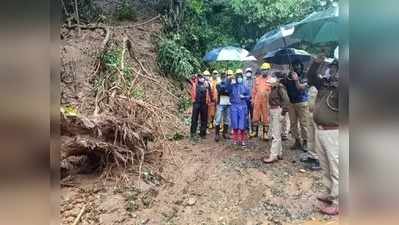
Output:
[191, 79, 211, 104]
[252, 76, 272, 102]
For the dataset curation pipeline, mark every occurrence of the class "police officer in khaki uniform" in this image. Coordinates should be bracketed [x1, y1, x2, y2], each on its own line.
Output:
[306, 56, 339, 215]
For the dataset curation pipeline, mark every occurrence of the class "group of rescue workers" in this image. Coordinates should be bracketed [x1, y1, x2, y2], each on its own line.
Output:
[189, 55, 339, 215]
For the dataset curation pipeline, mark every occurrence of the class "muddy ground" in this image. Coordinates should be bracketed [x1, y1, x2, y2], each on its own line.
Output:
[61, 135, 338, 225]
[60, 9, 338, 224]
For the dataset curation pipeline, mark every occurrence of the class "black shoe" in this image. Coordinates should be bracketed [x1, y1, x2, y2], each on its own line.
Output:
[299, 153, 316, 163]
[305, 159, 321, 171]
[301, 140, 309, 152]
[291, 139, 301, 150]
[222, 125, 230, 139]
[190, 134, 199, 143]
[214, 125, 221, 142]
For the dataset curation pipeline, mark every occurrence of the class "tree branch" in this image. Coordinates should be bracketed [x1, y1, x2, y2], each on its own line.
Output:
[74, 0, 81, 36]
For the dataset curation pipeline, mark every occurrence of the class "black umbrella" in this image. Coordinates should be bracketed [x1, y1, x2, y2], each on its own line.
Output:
[263, 48, 312, 65]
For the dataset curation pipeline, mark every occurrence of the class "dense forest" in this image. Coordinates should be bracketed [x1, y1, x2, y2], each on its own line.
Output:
[62, 0, 337, 81]
[60, 1, 339, 224]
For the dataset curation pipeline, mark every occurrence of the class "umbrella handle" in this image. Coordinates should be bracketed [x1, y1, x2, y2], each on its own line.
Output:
[282, 34, 293, 77]
[280, 26, 293, 68]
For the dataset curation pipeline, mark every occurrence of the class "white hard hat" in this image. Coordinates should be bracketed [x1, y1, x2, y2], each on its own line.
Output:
[268, 77, 277, 84]
[245, 67, 253, 73]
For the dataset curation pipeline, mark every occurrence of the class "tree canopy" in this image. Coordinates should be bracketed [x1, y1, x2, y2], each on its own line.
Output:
[157, 0, 338, 79]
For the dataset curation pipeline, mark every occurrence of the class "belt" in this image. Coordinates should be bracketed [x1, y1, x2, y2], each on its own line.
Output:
[318, 124, 339, 130]
[270, 105, 281, 109]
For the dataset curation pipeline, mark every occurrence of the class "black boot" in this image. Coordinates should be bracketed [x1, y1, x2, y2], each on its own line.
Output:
[305, 158, 321, 171]
[250, 125, 258, 138]
[222, 124, 230, 139]
[262, 126, 269, 141]
[214, 125, 221, 142]
[291, 138, 301, 150]
[301, 139, 308, 152]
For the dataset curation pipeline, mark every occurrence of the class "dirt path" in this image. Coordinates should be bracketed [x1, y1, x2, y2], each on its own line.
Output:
[61, 135, 338, 225]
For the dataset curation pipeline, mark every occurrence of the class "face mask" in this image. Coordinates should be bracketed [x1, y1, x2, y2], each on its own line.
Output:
[216, 76, 221, 83]
[231, 79, 236, 84]
[198, 78, 205, 83]
[269, 77, 277, 85]
[237, 77, 243, 83]
[245, 72, 252, 77]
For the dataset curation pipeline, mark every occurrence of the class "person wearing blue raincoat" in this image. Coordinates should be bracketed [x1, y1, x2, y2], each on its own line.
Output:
[228, 70, 251, 147]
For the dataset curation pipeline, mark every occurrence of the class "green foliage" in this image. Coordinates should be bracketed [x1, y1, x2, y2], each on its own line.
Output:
[101, 48, 122, 72]
[63, 0, 102, 23]
[115, 0, 137, 21]
[131, 87, 145, 99]
[157, 35, 201, 81]
[207, 61, 244, 73]
[157, 0, 338, 81]
[96, 46, 136, 95]
[228, 0, 333, 48]
[167, 132, 185, 141]
[177, 96, 192, 113]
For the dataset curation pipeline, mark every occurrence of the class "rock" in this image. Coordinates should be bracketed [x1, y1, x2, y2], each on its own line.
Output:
[299, 169, 306, 173]
[174, 199, 183, 205]
[187, 197, 197, 206]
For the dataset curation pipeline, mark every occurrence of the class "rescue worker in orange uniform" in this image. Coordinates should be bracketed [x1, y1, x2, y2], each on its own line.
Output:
[207, 70, 218, 129]
[251, 63, 272, 140]
[190, 73, 212, 141]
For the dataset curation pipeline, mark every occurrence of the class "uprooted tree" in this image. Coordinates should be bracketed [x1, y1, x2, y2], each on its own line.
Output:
[60, 0, 187, 180]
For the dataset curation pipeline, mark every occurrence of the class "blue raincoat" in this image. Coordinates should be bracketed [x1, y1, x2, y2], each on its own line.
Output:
[228, 81, 250, 130]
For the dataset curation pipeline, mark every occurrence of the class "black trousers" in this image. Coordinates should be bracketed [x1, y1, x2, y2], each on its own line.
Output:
[190, 102, 208, 137]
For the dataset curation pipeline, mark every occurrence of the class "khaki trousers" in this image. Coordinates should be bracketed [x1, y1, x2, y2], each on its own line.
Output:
[288, 101, 311, 143]
[281, 112, 290, 136]
[315, 127, 339, 204]
[269, 107, 282, 159]
[270, 107, 283, 159]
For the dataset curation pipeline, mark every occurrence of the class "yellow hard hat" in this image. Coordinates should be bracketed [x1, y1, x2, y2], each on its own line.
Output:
[235, 69, 243, 74]
[260, 63, 271, 70]
[203, 70, 211, 76]
[212, 70, 219, 74]
[226, 69, 234, 75]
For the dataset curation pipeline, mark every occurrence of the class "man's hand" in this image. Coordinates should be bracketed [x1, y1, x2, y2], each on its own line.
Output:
[314, 54, 326, 63]
[291, 72, 299, 81]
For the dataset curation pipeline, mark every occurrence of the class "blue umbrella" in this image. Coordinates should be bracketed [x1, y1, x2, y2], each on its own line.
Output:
[263, 48, 312, 65]
[203, 46, 254, 62]
[252, 22, 300, 58]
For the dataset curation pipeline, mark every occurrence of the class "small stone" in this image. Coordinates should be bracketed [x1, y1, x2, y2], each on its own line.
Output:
[187, 197, 197, 206]
[299, 169, 306, 173]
